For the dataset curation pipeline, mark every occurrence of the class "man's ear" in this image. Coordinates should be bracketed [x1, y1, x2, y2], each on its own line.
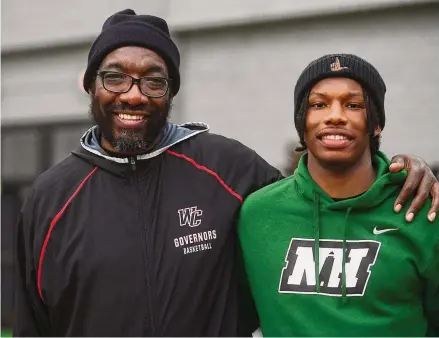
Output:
[374, 126, 382, 137]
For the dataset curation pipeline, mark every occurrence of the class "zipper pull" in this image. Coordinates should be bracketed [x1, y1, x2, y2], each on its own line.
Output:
[130, 157, 136, 171]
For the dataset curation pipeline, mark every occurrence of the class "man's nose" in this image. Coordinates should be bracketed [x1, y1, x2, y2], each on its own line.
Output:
[324, 103, 348, 125]
[119, 83, 149, 106]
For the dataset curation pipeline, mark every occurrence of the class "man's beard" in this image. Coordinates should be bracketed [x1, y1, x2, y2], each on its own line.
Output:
[89, 97, 171, 154]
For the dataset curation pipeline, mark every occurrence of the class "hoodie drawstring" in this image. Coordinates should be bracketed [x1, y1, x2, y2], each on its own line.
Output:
[314, 192, 352, 303]
[314, 193, 321, 293]
[313, 193, 352, 302]
[341, 207, 352, 304]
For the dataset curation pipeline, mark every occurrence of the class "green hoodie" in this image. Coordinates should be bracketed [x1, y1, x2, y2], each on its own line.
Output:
[238, 151, 439, 337]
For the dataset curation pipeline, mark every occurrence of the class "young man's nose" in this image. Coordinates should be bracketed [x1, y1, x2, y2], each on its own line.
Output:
[324, 103, 348, 125]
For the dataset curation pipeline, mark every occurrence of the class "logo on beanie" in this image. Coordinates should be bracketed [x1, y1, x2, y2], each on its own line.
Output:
[330, 57, 348, 72]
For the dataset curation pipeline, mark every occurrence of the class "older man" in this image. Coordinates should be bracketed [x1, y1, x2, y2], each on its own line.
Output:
[14, 9, 439, 337]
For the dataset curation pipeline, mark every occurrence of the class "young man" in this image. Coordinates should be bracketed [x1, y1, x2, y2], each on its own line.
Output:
[13, 9, 438, 336]
[238, 54, 439, 336]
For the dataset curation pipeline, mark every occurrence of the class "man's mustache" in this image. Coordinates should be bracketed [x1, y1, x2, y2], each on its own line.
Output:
[103, 103, 150, 114]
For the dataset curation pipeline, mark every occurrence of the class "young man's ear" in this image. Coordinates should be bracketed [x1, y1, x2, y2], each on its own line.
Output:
[374, 126, 382, 137]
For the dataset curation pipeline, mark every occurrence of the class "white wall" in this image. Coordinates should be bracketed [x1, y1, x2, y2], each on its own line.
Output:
[1, 46, 91, 124]
[2, 1, 438, 168]
[167, 0, 436, 30]
[178, 4, 439, 168]
[2, 0, 434, 51]
[1, 0, 167, 51]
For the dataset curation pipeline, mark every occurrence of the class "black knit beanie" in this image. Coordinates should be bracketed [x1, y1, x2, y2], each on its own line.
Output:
[294, 53, 386, 148]
[83, 9, 180, 95]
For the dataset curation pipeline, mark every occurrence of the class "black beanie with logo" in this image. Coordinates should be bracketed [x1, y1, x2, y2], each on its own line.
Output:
[83, 9, 180, 95]
[294, 54, 386, 148]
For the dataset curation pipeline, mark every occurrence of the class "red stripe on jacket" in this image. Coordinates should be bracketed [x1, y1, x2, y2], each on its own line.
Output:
[166, 150, 243, 203]
[37, 166, 98, 301]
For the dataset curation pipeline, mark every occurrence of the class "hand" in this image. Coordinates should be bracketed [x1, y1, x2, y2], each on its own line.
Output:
[390, 155, 439, 223]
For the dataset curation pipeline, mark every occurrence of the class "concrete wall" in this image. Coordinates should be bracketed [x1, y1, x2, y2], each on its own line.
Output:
[1, 45, 91, 124]
[2, 0, 434, 50]
[167, 0, 436, 30]
[178, 3, 439, 168]
[1, 0, 168, 51]
[2, 0, 438, 168]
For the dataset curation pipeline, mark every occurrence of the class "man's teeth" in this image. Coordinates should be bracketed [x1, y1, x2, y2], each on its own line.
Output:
[322, 135, 348, 140]
[117, 114, 144, 120]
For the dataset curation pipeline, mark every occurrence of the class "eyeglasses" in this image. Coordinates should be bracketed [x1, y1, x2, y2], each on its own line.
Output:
[97, 71, 171, 98]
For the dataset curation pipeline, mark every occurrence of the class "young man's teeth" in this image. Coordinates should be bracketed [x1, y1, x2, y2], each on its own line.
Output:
[323, 135, 348, 140]
[118, 114, 144, 120]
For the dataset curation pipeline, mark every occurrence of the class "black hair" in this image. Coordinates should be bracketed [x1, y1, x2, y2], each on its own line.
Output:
[364, 91, 381, 155]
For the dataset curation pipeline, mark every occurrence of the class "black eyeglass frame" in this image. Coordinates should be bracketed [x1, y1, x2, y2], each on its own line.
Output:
[96, 71, 172, 98]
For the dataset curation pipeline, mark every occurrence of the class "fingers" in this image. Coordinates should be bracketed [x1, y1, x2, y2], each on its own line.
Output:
[389, 155, 407, 173]
[428, 181, 439, 222]
[405, 175, 432, 222]
[394, 166, 423, 217]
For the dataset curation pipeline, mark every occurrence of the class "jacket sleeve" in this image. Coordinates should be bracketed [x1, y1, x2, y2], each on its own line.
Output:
[425, 240, 439, 336]
[248, 151, 284, 195]
[13, 189, 50, 337]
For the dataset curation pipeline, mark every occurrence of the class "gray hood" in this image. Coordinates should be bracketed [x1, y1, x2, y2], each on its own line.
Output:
[80, 121, 210, 163]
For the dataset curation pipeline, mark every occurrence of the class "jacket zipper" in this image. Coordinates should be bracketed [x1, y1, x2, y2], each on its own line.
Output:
[130, 157, 156, 336]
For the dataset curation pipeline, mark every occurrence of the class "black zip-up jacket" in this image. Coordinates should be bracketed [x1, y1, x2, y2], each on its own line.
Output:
[14, 124, 282, 336]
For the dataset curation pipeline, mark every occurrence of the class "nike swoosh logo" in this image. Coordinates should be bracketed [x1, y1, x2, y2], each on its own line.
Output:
[373, 227, 399, 235]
